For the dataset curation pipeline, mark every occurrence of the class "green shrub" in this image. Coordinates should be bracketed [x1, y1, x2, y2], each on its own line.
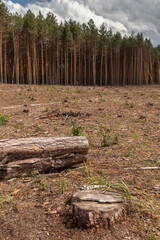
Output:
[99, 127, 111, 147]
[71, 121, 84, 136]
[125, 100, 134, 108]
[0, 114, 9, 125]
[13, 122, 24, 129]
[35, 124, 42, 132]
[45, 106, 49, 112]
[99, 127, 119, 147]
[113, 133, 119, 144]
[57, 178, 67, 194]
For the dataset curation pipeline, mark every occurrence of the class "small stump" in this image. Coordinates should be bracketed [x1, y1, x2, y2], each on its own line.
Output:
[65, 190, 128, 228]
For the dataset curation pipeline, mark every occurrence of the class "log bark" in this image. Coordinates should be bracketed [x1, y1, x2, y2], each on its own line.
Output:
[0, 137, 89, 179]
[64, 190, 128, 229]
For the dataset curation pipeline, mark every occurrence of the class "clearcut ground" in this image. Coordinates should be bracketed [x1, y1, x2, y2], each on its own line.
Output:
[0, 84, 160, 240]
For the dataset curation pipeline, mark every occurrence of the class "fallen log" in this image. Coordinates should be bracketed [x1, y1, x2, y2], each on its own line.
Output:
[0, 137, 89, 179]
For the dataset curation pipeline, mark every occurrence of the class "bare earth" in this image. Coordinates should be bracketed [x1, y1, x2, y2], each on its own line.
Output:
[0, 84, 159, 240]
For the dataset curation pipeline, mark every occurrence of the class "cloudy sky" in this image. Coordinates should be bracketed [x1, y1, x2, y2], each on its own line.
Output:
[3, 0, 160, 46]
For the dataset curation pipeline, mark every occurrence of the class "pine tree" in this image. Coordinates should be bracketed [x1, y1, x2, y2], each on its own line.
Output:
[82, 23, 89, 85]
[88, 19, 98, 86]
[45, 12, 59, 84]
[23, 10, 37, 84]
[0, 1, 8, 83]
[113, 32, 121, 85]
[37, 11, 46, 84]
[106, 29, 113, 85]
[69, 20, 82, 85]
[11, 13, 23, 84]
[99, 23, 108, 86]
[0, 1, 159, 86]
[62, 21, 73, 85]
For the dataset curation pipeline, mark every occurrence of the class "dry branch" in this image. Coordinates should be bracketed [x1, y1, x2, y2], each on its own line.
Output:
[124, 167, 160, 170]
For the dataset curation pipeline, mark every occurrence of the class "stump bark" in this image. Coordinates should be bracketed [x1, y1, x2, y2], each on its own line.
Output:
[65, 190, 128, 228]
[0, 137, 89, 179]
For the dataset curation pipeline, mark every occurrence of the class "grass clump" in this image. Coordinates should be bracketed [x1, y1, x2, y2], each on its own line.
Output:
[82, 161, 90, 177]
[13, 122, 24, 129]
[0, 193, 14, 210]
[131, 131, 139, 139]
[125, 100, 134, 108]
[99, 126, 119, 147]
[0, 200, 4, 209]
[57, 178, 67, 194]
[51, 88, 55, 92]
[103, 180, 157, 216]
[113, 133, 119, 144]
[142, 159, 160, 167]
[103, 180, 131, 198]
[99, 127, 111, 147]
[96, 90, 110, 96]
[71, 121, 84, 136]
[71, 121, 92, 149]
[87, 175, 109, 186]
[0, 114, 9, 125]
[45, 106, 49, 112]
[36, 175, 49, 190]
[149, 231, 157, 240]
[35, 124, 42, 132]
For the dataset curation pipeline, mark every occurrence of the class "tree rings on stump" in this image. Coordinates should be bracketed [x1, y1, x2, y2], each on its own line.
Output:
[65, 190, 128, 228]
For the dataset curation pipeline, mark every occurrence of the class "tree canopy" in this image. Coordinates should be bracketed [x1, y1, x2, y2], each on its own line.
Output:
[0, 2, 160, 85]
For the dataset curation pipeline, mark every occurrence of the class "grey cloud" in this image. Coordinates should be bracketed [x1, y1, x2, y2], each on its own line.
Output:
[88, 0, 160, 45]
[3, 0, 160, 46]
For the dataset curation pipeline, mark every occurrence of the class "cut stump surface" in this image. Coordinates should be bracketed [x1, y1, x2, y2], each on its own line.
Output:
[65, 190, 128, 228]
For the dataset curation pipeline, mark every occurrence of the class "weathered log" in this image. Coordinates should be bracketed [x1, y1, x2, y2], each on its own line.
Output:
[64, 190, 128, 229]
[0, 137, 89, 179]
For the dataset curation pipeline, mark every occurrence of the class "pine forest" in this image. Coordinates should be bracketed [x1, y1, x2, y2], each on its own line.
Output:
[0, 1, 160, 86]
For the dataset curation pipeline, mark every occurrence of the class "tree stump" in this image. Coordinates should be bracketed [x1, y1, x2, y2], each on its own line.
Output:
[0, 137, 89, 179]
[64, 190, 128, 228]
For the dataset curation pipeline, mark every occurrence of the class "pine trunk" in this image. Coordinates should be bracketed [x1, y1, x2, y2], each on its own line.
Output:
[70, 48, 73, 85]
[84, 41, 86, 86]
[49, 42, 52, 85]
[45, 44, 48, 84]
[66, 44, 69, 85]
[27, 36, 32, 84]
[79, 43, 81, 85]
[41, 40, 44, 84]
[100, 46, 103, 86]
[89, 45, 91, 85]
[0, 22, 3, 83]
[4, 39, 7, 83]
[60, 49, 63, 85]
[110, 42, 113, 85]
[122, 51, 126, 86]
[20, 47, 24, 84]
[33, 37, 37, 85]
[74, 42, 76, 85]
[92, 42, 96, 86]
[57, 40, 60, 85]
[104, 45, 108, 86]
